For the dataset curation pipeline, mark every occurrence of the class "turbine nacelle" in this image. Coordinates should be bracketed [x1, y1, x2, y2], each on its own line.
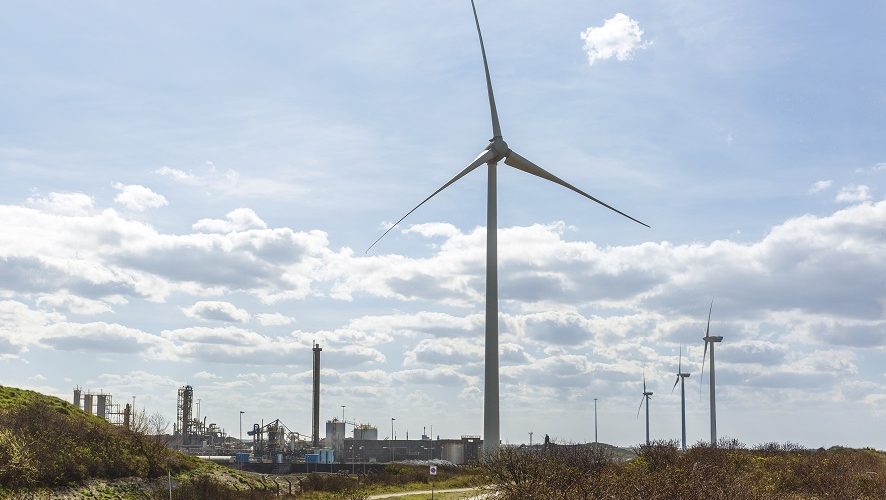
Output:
[704, 335, 723, 343]
[486, 137, 510, 160]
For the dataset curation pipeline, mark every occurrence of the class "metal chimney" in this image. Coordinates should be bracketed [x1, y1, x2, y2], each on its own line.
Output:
[312, 341, 322, 447]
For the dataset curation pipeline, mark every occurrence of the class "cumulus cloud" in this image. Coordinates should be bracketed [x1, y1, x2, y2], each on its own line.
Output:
[36, 292, 114, 315]
[580, 13, 649, 66]
[112, 183, 168, 211]
[155, 163, 303, 197]
[808, 179, 832, 194]
[835, 184, 871, 203]
[25, 192, 94, 215]
[255, 313, 294, 326]
[182, 301, 251, 323]
[193, 208, 267, 233]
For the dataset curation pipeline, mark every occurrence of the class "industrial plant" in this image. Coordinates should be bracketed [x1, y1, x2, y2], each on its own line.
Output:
[88, 341, 487, 473]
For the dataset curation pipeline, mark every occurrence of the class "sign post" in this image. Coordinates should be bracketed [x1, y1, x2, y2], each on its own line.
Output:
[429, 465, 437, 499]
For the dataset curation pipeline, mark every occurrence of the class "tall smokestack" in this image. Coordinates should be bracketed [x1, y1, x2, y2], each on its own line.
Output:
[312, 341, 322, 448]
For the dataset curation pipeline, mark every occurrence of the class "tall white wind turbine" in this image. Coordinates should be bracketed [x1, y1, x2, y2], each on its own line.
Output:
[671, 345, 690, 451]
[700, 301, 722, 446]
[367, 1, 649, 453]
[637, 372, 653, 446]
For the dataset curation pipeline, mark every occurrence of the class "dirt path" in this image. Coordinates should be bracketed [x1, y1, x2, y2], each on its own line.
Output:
[368, 486, 487, 499]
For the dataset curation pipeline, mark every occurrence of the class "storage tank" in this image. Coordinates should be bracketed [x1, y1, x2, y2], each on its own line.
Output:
[441, 442, 464, 464]
[325, 419, 346, 455]
[353, 424, 378, 440]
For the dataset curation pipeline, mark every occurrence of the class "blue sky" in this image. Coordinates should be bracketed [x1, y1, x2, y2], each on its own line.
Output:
[1, 1, 884, 448]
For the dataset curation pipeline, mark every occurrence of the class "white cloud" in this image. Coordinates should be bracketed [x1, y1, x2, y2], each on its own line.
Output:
[808, 179, 832, 194]
[580, 13, 649, 66]
[255, 313, 293, 326]
[835, 184, 871, 203]
[25, 192, 94, 215]
[112, 183, 168, 211]
[36, 292, 114, 315]
[155, 162, 303, 198]
[182, 301, 251, 323]
[854, 162, 886, 174]
[192, 208, 267, 233]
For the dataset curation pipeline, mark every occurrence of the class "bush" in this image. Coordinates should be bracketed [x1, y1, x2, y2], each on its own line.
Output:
[480, 440, 886, 500]
[0, 387, 193, 488]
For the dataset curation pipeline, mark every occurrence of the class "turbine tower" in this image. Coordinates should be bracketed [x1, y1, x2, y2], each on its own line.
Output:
[367, 0, 648, 454]
[700, 301, 722, 446]
[671, 345, 690, 451]
[637, 372, 653, 446]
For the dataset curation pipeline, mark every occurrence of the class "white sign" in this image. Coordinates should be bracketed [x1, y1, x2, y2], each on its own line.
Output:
[429, 465, 438, 476]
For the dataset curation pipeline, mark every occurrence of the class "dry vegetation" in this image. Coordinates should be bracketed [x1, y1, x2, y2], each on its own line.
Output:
[479, 439, 886, 499]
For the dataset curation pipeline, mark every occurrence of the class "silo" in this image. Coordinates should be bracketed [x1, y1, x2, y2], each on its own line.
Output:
[73, 387, 81, 409]
[83, 393, 94, 415]
[325, 419, 345, 455]
[96, 394, 109, 419]
[353, 424, 378, 440]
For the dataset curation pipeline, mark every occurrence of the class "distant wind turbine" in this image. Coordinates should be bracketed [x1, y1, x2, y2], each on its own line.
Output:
[366, 1, 649, 453]
[671, 345, 690, 451]
[637, 371, 653, 446]
[700, 300, 722, 446]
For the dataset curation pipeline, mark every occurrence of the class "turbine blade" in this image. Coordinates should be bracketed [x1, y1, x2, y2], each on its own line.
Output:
[679, 344, 683, 373]
[643, 371, 646, 392]
[503, 150, 650, 227]
[470, 0, 502, 138]
[366, 149, 495, 253]
[672, 376, 679, 393]
[637, 397, 645, 418]
[706, 299, 714, 336]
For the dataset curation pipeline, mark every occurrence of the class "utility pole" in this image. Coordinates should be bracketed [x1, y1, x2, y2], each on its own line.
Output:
[593, 398, 598, 444]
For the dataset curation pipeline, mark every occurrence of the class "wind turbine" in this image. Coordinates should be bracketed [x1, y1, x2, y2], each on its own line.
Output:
[700, 300, 722, 446]
[671, 345, 690, 451]
[637, 372, 653, 446]
[366, 1, 648, 454]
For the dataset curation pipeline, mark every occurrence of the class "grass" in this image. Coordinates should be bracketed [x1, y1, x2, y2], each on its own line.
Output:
[0, 385, 283, 499]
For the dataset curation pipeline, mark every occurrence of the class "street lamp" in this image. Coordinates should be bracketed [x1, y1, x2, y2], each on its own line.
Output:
[239, 411, 245, 446]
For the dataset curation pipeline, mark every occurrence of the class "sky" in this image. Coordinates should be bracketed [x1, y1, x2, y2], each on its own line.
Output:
[1, 1, 884, 449]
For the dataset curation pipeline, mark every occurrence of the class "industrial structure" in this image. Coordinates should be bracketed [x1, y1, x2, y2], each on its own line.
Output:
[172, 384, 246, 455]
[73, 386, 130, 428]
[312, 341, 321, 448]
[148, 340, 490, 472]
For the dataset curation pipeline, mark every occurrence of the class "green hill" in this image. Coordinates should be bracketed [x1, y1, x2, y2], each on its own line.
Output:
[0, 385, 193, 489]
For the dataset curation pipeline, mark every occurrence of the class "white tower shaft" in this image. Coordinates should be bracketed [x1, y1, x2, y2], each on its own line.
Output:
[710, 342, 717, 446]
[483, 161, 500, 453]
